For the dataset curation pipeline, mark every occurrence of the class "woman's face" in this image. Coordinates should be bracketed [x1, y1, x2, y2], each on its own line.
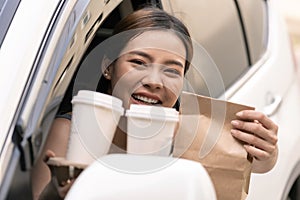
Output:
[108, 30, 187, 109]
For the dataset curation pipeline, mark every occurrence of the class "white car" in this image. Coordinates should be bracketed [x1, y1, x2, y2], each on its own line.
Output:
[1, 0, 299, 199]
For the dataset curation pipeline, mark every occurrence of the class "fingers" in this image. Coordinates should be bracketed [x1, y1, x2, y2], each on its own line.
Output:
[43, 150, 56, 162]
[231, 119, 277, 145]
[231, 110, 278, 161]
[243, 144, 271, 161]
[236, 110, 278, 132]
[57, 179, 74, 198]
[52, 175, 75, 198]
[231, 128, 276, 154]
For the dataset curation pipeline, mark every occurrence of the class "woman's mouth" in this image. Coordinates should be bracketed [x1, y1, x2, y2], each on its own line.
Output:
[131, 94, 161, 105]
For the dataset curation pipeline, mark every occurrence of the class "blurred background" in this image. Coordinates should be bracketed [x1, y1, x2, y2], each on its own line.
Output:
[279, 0, 300, 58]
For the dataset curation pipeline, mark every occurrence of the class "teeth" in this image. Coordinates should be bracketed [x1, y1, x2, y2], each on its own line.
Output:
[133, 95, 159, 104]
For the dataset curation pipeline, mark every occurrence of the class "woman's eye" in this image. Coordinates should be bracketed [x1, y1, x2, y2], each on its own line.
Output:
[130, 59, 146, 66]
[164, 68, 181, 76]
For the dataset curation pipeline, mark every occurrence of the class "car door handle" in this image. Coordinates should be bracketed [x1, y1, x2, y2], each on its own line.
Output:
[263, 95, 282, 117]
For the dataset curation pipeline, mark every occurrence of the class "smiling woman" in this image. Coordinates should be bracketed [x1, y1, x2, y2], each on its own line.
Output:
[31, 6, 194, 199]
[108, 30, 188, 109]
[31, 4, 279, 200]
[2, 0, 297, 199]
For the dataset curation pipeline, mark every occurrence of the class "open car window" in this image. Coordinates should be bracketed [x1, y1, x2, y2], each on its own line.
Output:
[161, 0, 268, 97]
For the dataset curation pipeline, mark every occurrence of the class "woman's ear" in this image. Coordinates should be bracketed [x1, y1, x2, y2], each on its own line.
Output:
[101, 55, 112, 80]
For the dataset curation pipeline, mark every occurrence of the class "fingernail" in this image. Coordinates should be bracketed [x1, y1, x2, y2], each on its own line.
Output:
[231, 129, 236, 135]
[231, 120, 239, 126]
[236, 111, 243, 117]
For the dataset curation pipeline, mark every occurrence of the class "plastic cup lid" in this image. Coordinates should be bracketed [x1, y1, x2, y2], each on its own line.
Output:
[71, 90, 124, 114]
[125, 104, 179, 122]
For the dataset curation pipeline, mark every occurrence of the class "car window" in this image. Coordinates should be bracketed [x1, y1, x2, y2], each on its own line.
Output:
[0, 0, 21, 47]
[161, 0, 268, 97]
[237, 0, 268, 65]
[31, 0, 153, 157]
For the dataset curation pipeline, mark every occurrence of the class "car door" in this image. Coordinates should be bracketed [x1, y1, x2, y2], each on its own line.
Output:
[232, 1, 300, 199]
[161, 0, 300, 199]
[0, 0, 123, 199]
[0, 1, 62, 198]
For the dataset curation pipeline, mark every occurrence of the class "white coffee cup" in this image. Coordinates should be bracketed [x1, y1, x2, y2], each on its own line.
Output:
[66, 90, 124, 165]
[125, 104, 179, 156]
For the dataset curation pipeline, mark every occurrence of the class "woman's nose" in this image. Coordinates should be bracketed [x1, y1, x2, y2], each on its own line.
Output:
[141, 71, 163, 90]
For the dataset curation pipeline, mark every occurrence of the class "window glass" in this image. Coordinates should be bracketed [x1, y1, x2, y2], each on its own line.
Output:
[0, 0, 21, 47]
[161, 0, 249, 97]
[237, 0, 268, 64]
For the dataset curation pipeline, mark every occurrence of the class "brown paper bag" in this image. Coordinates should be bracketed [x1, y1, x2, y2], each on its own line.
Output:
[173, 92, 254, 200]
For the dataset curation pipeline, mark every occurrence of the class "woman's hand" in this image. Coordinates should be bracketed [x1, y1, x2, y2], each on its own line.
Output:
[39, 150, 75, 199]
[52, 178, 75, 199]
[230, 110, 279, 173]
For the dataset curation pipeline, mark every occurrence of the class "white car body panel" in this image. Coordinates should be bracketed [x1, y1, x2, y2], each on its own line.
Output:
[0, 0, 60, 183]
[227, 1, 300, 199]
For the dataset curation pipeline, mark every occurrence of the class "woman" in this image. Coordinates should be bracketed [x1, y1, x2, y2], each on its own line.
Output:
[32, 7, 278, 199]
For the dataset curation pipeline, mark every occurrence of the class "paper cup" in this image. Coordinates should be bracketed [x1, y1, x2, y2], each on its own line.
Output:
[66, 90, 124, 165]
[125, 104, 179, 156]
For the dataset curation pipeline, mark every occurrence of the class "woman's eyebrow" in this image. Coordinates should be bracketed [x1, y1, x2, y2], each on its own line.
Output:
[128, 50, 184, 68]
[164, 60, 184, 68]
[128, 50, 153, 61]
